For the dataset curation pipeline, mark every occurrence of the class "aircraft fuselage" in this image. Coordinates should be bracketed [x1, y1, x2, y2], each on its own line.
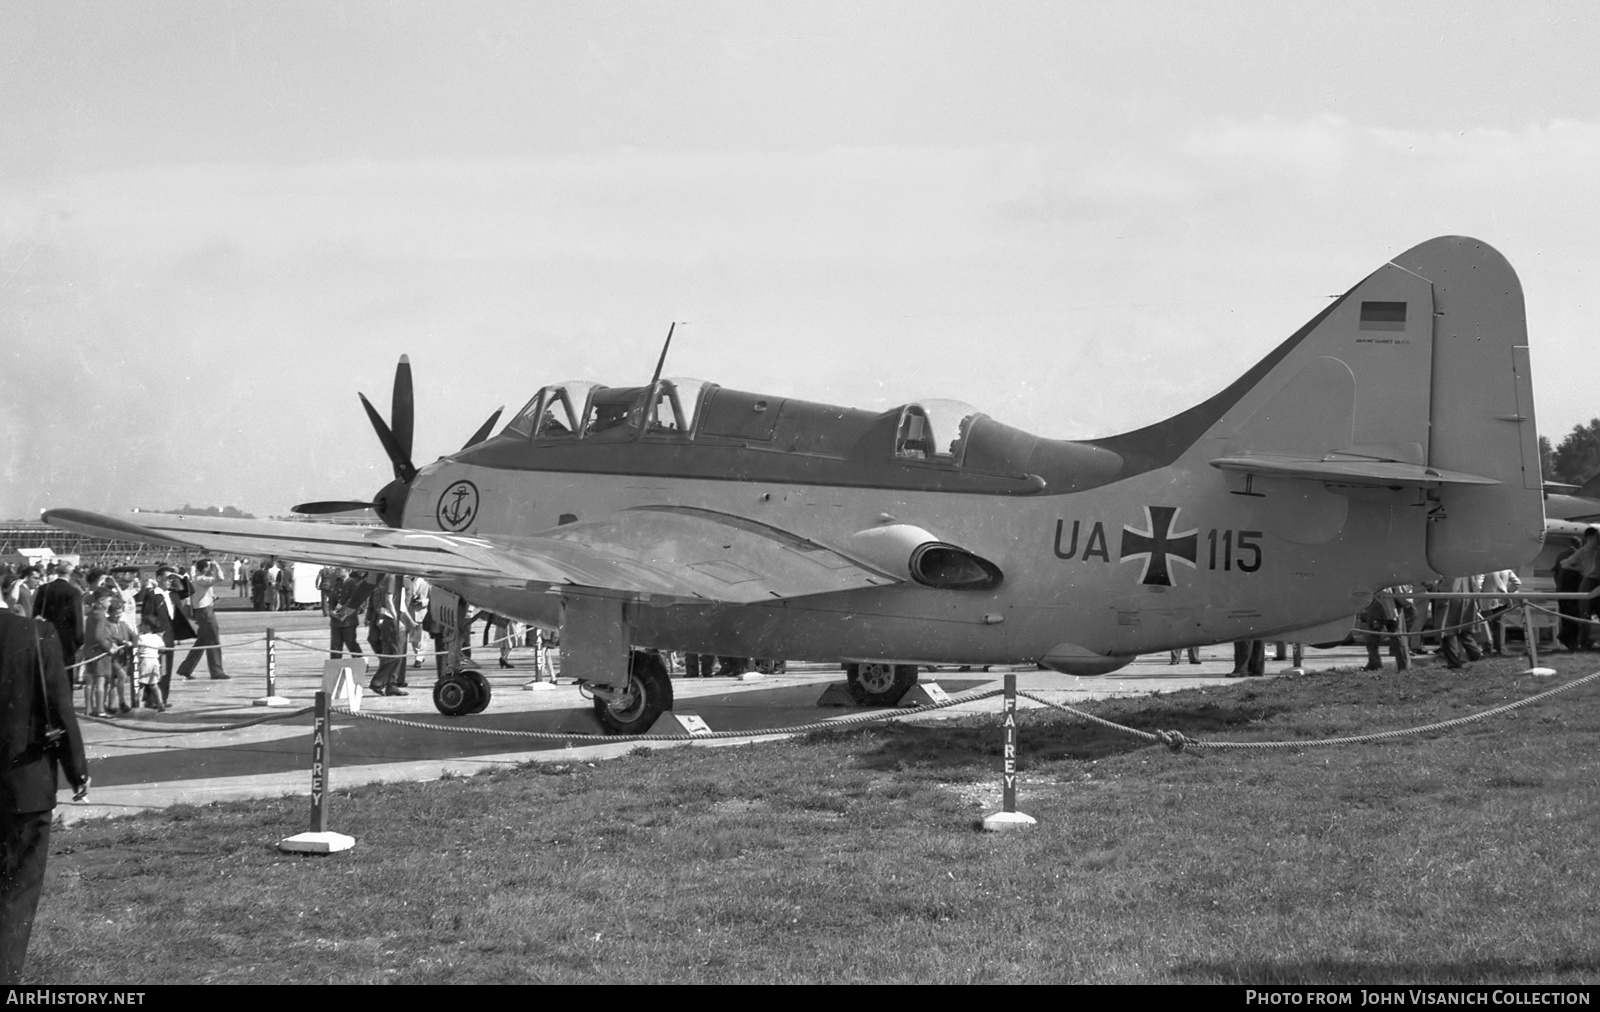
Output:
[401, 381, 1421, 667]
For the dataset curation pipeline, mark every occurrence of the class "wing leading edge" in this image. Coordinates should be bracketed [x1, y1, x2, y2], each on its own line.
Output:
[41, 506, 899, 605]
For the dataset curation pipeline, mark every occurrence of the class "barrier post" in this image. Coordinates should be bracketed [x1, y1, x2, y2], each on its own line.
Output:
[278, 690, 355, 853]
[523, 628, 558, 691]
[1520, 602, 1555, 677]
[253, 625, 292, 706]
[982, 674, 1036, 831]
[310, 690, 329, 831]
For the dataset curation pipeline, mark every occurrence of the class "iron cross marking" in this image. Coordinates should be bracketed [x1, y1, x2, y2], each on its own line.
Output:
[1120, 505, 1199, 587]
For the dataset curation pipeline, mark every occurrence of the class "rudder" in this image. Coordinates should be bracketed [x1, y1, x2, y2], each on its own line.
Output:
[1392, 237, 1544, 576]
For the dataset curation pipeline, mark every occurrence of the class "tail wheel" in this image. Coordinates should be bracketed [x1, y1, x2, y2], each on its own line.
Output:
[845, 662, 918, 706]
[462, 669, 492, 713]
[432, 673, 478, 717]
[594, 651, 674, 734]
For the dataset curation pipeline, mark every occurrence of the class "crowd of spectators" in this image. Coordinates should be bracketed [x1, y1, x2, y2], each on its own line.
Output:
[0, 555, 240, 715]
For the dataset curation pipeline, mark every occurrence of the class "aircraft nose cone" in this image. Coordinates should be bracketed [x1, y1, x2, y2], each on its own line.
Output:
[371, 479, 412, 529]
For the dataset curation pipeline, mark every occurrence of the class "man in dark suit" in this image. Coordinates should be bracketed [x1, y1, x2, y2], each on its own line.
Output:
[138, 566, 197, 705]
[30, 562, 83, 679]
[1, 610, 90, 984]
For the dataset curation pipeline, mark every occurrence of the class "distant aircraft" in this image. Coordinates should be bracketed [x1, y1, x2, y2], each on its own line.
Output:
[1545, 472, 1600, 525]
[46, 236, 1546, 732]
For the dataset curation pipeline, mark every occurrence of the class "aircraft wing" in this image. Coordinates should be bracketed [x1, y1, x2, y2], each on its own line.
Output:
[40, 506, 900, 604]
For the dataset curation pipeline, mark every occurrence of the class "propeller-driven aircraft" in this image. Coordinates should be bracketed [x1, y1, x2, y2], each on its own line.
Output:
[46, 236, 1547, 732]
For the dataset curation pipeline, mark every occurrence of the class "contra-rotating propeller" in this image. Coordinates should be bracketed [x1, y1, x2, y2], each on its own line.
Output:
[291, 354, 503, 527]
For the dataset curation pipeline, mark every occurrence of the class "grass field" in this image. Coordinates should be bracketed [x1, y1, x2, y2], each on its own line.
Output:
[28, 653, 1600, 984]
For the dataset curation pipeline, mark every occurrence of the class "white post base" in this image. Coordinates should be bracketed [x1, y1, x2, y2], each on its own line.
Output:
[982, 810, 1038, 832]
[1521, 666, 1557, 677]
[278, 831, 355, 854]
[252, 695, 294, 707]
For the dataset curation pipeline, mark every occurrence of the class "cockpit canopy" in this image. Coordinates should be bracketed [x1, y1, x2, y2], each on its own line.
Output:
[507, 382, 978, 464]
[504, 379, 710, 441]
[482, 377, 1121, 495]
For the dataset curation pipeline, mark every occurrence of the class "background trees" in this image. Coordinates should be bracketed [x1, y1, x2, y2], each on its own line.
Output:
[1544, 420, 1600, 487]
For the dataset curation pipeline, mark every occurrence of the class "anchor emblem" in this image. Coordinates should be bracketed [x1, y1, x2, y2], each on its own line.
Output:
[436, 480, 480, 532]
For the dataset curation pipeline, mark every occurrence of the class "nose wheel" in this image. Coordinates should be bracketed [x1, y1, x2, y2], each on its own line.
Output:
[433, 669, 492, 716]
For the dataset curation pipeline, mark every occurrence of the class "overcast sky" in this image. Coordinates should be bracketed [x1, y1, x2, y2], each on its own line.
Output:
[3, 0, 1597, 518]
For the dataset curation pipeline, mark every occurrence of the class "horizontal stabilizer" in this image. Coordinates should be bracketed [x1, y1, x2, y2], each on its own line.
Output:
[1209, 454, 1499, 488]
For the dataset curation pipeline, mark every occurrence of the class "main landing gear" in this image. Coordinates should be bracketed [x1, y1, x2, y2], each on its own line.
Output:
[845, 662, 918, 706]
[590, 650, 674, 734]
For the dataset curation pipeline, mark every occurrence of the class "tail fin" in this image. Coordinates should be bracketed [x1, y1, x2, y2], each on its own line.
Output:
[1396, 238, 1543, 574]
[1092, 236, 1543, 576]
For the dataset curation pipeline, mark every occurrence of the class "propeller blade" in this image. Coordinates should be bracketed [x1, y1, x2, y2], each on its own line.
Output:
[461, 406, 505, 450]
[359, 392, 417, 483]
[392, 354, 415, 466]
[291, 500, 376, 515]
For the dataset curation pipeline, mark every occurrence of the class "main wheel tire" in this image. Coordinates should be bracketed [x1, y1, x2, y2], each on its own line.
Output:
[845, 662, 918, 706]
[593, 651, 674, 734]
[462, 669, 492, 713]
[432, 674, 479, 717]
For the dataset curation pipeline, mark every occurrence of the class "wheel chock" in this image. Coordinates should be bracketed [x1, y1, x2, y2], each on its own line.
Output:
[815, 682, 858, 707]
[646, 711, 714, 737]
[896, 681, 951, 707]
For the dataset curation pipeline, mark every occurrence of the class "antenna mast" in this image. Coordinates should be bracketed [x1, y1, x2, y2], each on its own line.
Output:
[649, 321, 678, 387]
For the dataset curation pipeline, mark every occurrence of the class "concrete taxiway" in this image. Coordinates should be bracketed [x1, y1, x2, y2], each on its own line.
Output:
[58, 606, 1380, 824]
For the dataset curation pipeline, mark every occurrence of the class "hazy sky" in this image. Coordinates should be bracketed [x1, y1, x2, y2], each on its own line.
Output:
[4, 1, 1598, 517]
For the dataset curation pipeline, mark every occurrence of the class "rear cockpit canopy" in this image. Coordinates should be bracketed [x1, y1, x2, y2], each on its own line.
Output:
[894, 399, 980, 465]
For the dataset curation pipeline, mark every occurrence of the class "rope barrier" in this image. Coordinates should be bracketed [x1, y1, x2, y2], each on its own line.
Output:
[64, 635, 271, 671]
[1397, 613, 1509, 639]
[329, 686, 1007, 742]
[276, 631, 520, 660]
[1019, 669, 1600, 753]
[80, 705, 316, 733]
[1525, 601, 1600, 628]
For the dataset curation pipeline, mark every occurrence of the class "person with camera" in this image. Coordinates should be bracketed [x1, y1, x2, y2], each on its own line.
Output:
[176, 558, 228, 680]
[0, 607, 89, 983]
[327, 568, 365, 660]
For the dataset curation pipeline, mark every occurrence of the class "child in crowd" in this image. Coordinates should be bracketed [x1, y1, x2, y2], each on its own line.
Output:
[106, 596, 137, 714]
[136, 618, 168, 711]
[84, 594, 123, 716]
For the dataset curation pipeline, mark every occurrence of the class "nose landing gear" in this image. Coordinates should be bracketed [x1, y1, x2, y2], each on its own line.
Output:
[432, 668, 492, 716]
